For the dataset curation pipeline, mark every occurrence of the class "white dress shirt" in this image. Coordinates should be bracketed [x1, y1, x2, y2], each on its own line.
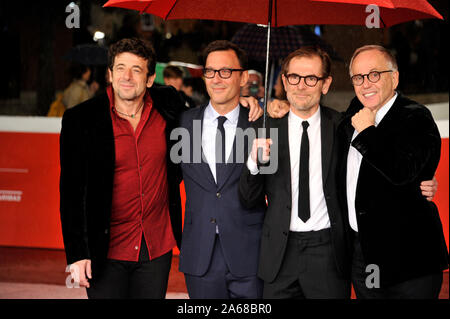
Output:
[202, 102, 240, 183]
[346, 93, 398, 232]
[247, 106, 330, 232]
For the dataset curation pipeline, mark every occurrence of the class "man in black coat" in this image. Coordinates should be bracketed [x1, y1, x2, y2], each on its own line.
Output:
[338, 45, 448, 298]
[239, 47, 351, 298]
[60, 38, 185, 298]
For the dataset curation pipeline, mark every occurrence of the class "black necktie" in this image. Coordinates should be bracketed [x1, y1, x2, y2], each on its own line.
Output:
[216, 116, 227, 184]
[298, 121, 310, 222]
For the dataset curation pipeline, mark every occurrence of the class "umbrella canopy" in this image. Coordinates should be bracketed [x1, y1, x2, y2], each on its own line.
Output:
[232, 24, 340, 62]
[64, 44, 108, 66]
[104, 0, 442, 27]
[103, 0, 443, 126]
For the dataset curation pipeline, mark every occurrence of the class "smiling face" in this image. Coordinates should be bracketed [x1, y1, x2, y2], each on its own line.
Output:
[108, 52, 155, 103]
[350, 49, 399, 112]
[204, 49, 248, 114]
[282, 55, 332, 119]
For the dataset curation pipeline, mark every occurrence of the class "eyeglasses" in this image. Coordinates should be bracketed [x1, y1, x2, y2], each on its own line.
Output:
[203, 68, 246, 79]
[351, 70, 393, 86]
[284, 73, 326, 87]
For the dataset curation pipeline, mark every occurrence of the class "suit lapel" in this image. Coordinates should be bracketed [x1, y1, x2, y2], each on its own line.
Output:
[320, 107, 334, 186]
[93, 94, 115, 165]
[274, 115, 292, 198]
[184, 105, 217, 189]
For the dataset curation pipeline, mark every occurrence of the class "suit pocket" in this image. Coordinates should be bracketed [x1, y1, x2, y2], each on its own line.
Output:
[243, 213, 264, 226]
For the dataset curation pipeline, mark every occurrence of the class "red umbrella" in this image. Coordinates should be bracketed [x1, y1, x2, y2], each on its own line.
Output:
[103, 0, 443, 125]
[104, 0, 442, 27]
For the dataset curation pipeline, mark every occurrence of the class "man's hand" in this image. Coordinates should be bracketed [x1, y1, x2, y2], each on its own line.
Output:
[351, 107, 376, 133]
[421, 176, 438, 202]
[70, 259, 92, 288]
[268, 99, 290, 118]
[251, 138, 273, 163]
[239, 96, 263, 122]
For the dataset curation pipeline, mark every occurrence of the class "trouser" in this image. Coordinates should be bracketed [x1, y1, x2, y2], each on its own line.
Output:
[351, 232, 443, 299]
[86, 238, 172, 299]
[263, 228, 350, 299]
[184, 235, 263, 299]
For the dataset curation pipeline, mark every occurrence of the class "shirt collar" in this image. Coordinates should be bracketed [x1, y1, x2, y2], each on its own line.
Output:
[288, 105, 321, 128]
[107, 85, 153, 114]
[375, 92, 397, 126]
[204, 102, 240, 125]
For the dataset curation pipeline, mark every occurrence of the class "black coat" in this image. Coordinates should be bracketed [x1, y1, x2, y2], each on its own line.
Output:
[337, 93, 449, 286]
[59, 86, 184, 277]
[239, 106, 351, 283]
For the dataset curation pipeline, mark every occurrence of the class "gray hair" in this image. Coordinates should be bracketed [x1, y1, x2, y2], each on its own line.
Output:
[349, 45, 398, 76]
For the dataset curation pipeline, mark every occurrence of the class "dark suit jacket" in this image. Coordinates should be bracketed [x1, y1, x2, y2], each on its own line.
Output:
[178, 105, 266, 277]
[337, 93, 449, 286]
[239, 106, 351, 283]
[59, 86, 184, 277]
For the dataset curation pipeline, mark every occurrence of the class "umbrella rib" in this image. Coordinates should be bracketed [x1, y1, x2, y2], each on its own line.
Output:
[164, 0, 178, 20]
[142, 1, 153, 14]
[379, 12, 386, 28]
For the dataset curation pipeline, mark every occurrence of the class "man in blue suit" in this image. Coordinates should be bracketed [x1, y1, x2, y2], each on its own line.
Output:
[177, 40, 265, 299]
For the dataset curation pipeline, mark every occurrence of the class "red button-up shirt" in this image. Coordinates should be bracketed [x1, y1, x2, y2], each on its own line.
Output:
[106, 86, 176, 262]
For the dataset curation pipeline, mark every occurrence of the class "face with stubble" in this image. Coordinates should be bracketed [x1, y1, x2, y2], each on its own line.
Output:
[282, 55, 332, 119]
[108, 52, 155, 102]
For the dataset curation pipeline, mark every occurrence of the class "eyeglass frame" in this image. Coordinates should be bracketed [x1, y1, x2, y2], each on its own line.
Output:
[283, 73, 327, 87]
[203, 68, 246, 79]
[351, 70, 393, 86]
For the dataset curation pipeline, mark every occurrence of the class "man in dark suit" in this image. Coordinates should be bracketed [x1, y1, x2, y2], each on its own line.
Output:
[338, 45, 448, 298]
[59, 38, 185, 298]
[239, 47, 351, 298]
[178, 40, 265, 299]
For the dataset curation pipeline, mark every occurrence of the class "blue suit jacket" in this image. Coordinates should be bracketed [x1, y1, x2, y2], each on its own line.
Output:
[178, 104, 265, 277]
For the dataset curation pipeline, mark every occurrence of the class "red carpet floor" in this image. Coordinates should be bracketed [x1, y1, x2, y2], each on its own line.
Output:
[0, 247, 447, 299]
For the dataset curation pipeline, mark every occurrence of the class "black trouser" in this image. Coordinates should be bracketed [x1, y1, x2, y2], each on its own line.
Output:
[87, 238, 172, 299]
[263, 228, 350, 299]
[351, 232, 443, 299]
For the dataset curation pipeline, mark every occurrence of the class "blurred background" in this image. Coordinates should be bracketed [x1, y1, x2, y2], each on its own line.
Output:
[0, 0, 447, 115]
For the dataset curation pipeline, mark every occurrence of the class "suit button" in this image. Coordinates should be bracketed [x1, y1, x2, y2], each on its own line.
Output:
[286, 204, 291, 210]
[210, 218, 216, 224]
[283, 231, 288, 236]
[104, 229, 109, 234]
[216, 192, 221, 198]
[358, 211, 367, 216]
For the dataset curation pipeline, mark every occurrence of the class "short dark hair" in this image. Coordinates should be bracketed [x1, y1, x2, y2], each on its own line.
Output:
[108, 38, 156, 77]
[163, 65, 183, 79]
[69, 63, 90, 80]
[282, 46, 331, 78]
[201, 40, 248, 70]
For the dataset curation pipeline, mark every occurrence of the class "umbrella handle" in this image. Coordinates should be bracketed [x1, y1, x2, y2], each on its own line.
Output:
[262, 0, 273, 129]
